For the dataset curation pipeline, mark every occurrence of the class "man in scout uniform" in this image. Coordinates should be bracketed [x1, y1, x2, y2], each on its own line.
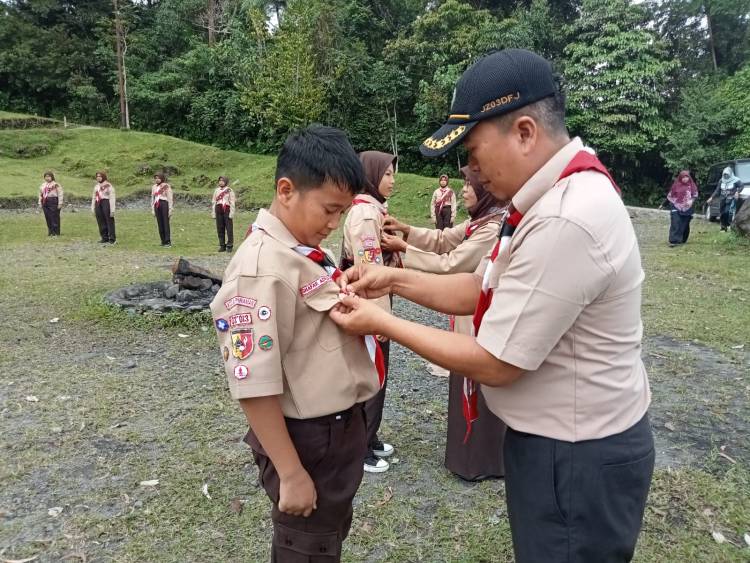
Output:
[210, 125, 383, 562]
[330, 49, 654, 563]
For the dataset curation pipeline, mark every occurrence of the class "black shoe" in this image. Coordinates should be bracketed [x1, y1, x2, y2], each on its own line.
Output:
[109, 240, 117, 246]
[99, 239, 108, 244]
[226, 246, 233, 252]
[218, 246, 226, 252]
[164, 243, 172, 248]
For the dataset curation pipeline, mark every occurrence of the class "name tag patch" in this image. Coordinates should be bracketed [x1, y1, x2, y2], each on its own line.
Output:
[229, 313, 252, 327]
[299, 275, 331, 297]
[224, 295, 257, 310]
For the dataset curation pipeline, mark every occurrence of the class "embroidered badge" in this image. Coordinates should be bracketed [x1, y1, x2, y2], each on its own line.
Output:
[299, 275, 331, 297]
[229, 313, 252, 327]
[362, 236, 377, 250]
[234, 365, 249, 380]
[222, 346, 229, 362]
[231, 328, 254, 360]
[215, 318, 229, 332]
[258, 335, 273, 351]
[224, 296, 257, 310]
[362, 247, 382, 264]
[258, 306, 271, 321]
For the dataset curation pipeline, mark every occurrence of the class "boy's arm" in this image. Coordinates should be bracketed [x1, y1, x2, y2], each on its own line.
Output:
[239, 396, 317, 517]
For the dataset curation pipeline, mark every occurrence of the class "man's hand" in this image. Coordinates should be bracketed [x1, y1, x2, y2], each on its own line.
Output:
[279, 467, 317, 517]
[384, 215, 409, 235]
[330, 294, 391, 336]
[381, 232, 408, 253]
[337, 264, 398, 299]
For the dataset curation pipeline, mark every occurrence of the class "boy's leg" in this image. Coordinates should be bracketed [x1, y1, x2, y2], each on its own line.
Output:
[247, 405, 366, 562]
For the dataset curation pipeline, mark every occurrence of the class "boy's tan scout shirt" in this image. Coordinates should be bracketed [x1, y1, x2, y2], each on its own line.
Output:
[210, 209, 380, 419]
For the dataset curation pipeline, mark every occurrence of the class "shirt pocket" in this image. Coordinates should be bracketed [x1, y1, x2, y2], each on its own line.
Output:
[301, 288, 357, 352]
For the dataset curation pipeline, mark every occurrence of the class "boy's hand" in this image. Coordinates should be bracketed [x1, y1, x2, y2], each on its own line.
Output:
[330, 294, 390, 336]
[337, 264, 396, 299]
[279, 467, 317, 517]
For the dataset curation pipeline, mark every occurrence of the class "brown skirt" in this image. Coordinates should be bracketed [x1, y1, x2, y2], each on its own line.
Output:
[445, 372, 506, 481]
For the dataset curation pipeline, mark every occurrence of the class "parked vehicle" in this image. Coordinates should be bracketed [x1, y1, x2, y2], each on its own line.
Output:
[702, 159, 750, 221]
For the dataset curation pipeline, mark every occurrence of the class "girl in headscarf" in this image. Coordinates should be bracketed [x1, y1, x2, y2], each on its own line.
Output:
[211, 176, 236, 252]
[430, 174, 457, 229]
[38, 171, 64, 236]
[341, 150, 399, 474]
[708, 167, 741, 231]
[382, 166, 508, 481]
[91, 171, 116, 244]
[150, 172, 173, 247]
[664, 170, 698, 246]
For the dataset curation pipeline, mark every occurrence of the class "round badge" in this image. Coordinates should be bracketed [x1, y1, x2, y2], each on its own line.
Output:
[222, 346, 229, 362]
[234, 365, 249, 380]
[215, 318, 229, 332]
[258, 335, 274, 351]
[258, 306, 271, 321]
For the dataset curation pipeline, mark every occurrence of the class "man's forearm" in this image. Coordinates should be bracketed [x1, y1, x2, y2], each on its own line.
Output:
[239, 395, 303, 479]
[391, 269, 481, 316]
[380, 314, 522, 387]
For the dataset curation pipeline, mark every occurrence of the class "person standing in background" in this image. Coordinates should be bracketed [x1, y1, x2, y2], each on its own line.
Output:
[212, 176, 236, 252]
[92, 171, 116, 245]
[151, 173, 173, 247]
[430, 174, 457, 229]
[663, 170, 697, 246]
[708, 167, 741, 231]
[38, 171, 63, 237]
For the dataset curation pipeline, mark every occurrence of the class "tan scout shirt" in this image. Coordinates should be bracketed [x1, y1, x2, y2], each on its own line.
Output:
[151, 183, 173, 214]
[91, 182, 116, 214]
[211, 187, 236, 218]
[403, 219, 501, 274]
[210, 208, 380, 419]
[341, 193, 395, 313]
[476, 138, 651, 442]
[38, 182, 63, 207]
[430, 187, 457, 223]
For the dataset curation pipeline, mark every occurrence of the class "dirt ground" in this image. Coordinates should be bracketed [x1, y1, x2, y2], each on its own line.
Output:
[1, 208, 748, 562]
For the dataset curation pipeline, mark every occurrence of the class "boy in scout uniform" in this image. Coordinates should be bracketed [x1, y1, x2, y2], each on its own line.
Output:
[331, 50, 653, 563]
[210, 126, 381, 562]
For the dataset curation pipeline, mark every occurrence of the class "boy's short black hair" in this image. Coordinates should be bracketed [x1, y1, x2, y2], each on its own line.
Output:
[275, 125, 366, 194]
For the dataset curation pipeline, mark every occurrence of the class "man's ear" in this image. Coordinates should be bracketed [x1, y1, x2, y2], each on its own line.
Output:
[513, 115, 538, 156]
[276, 177, 296, 206]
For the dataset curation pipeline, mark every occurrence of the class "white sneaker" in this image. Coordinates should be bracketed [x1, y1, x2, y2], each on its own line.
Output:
[372, 441, 394, 458]
[364, 456, 389, 473]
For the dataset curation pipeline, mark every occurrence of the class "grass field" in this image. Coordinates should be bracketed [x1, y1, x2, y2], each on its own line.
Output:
[0, 114, 461, 219]
[0, 204, 748, 562]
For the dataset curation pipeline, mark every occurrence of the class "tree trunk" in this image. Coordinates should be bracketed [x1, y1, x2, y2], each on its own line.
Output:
[704, 2, 719, 71]
[207, 0, 216, 46]
[113, 0, 128, 129]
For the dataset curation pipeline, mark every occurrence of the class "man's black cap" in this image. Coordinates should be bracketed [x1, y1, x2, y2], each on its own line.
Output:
[420, 49, 558, 157]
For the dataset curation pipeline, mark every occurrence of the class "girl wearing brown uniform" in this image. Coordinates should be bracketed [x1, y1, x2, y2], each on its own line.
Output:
[211, 176, 236, 252]
[150, 173, 173, 247]
[38, 171, 63, 236]
[91, 171, 116, 244]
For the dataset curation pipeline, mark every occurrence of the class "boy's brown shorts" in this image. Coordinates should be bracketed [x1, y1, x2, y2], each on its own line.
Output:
[245, 404, 367, 562]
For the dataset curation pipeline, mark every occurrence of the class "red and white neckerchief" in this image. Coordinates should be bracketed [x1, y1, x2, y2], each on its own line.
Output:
[436, 187, 453, 214]
[95, 182, 109, 204]
[215, 187, 231, 213]
[463, 209, 507, 240]
[153, 184, 168, 208]
[460, 151, 621, 443]
[352, 197, 386, 215]
[42, 182, 56, 204]
[249, 223, 386, 387]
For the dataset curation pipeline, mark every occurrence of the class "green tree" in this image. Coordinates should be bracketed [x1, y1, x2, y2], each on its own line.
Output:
[564, 0, 675, 173]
